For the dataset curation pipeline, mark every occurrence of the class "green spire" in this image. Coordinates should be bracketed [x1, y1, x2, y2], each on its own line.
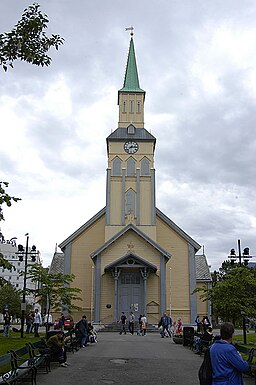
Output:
[119, 37, 145, 93]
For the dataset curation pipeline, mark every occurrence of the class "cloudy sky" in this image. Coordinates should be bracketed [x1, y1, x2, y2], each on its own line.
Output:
[1, 0, 256, 270]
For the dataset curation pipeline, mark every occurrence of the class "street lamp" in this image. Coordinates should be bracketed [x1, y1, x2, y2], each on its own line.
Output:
[228, 239, 254, 345]
[16, 234, 39, 338]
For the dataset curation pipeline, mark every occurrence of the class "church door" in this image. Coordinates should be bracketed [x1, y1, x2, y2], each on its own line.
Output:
[118, 272, 142, 320]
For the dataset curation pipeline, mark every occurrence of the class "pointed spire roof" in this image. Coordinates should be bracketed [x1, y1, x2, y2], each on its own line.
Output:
[119, 36, 145, 93]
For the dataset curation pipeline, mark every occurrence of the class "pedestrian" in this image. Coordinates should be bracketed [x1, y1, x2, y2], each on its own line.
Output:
[128, 312, 135, 335]
[119, 312, 127, 335]
[137, 314, 143, 335]
[141, 314, 147, 336]
[75, 315, 89, 347]
[202, 315, 211, 332]
[210, 322, 249, 384]
[175, 318, 182, 334]
[46, 330, 69, 367]
[195, 314, 201, 333]
[25, 312, 33, 334]
[33, 308, 42, 337]
[159, 312, 172, 338]
[3, 311, 11, 337]
[58, 312, 66, 330]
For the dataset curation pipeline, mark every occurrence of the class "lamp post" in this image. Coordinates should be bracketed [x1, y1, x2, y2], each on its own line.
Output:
[16, 234, 39, 338]
[228, 239, 253, 345]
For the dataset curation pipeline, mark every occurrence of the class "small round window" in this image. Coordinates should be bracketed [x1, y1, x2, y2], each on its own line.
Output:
[127, 259, 134, 265]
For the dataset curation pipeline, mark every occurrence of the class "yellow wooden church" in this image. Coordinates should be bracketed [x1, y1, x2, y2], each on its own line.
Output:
[58, 33, 211, 325]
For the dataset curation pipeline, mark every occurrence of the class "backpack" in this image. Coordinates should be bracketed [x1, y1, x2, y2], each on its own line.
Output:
[198, 348, 212, 385]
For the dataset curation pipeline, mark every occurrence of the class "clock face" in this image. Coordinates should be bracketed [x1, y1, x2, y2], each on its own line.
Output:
[124, 141, 139, 154]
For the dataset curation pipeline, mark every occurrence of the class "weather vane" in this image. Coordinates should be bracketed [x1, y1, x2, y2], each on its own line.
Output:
[125, 26, 134, 37]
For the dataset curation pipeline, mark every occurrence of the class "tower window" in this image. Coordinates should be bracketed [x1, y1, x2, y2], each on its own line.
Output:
[123, 101, 126, 113]
[127, 157, 135, 176]
[137, 101, 140, 113]
[112, 157, 121, 176]
[125, 189, 135, 216]
[130, 100, 133, 113]
[127, 124, 135, 135]
[141, 157, 150, 175]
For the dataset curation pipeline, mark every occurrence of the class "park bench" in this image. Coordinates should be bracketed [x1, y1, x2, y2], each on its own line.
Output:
[0, 347, 36, 385]
[235, 344, 256, 385]
[26, 342, 50, 373]
[64, 329, 80, 353]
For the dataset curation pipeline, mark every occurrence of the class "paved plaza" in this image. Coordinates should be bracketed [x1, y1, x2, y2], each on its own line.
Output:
[38, 332, 254, 385]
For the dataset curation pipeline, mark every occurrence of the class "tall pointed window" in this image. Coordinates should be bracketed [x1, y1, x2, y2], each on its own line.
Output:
[112, 157, 121, 176]
[141, 157, 150, 175]
[127, 157, 135, 176]
[130, 100, 133, 113]
[125, 189, 135, 216]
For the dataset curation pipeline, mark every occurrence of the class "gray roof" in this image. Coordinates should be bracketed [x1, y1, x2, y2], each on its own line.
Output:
[49, 252, 64, 274]
[107, 126, 156, 142]
[195, 254, 212, 281]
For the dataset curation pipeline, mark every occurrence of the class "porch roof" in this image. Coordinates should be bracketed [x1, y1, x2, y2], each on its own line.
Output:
[104, 252, 157, 273]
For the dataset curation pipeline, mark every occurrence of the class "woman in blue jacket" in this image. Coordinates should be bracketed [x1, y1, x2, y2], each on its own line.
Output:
[210, 322, 249, 385]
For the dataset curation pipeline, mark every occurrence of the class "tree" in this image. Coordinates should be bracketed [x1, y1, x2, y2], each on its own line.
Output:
[25, 264, 82, 325]
[0, 3, 64, 71]
[0, 181, 21, 222]
[0, 283, 22, 318]
[195, 266, 256, 325]
[0, 182, 21, 286]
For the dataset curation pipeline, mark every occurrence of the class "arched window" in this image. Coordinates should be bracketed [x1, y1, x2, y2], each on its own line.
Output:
[112, 157, 121, 176]
[123, 101, 126, 113]
[127, 157, 135, 176]
[137, 101, 140, 113]
[141, 157, 150, 175]
[125, 189, 135, 215]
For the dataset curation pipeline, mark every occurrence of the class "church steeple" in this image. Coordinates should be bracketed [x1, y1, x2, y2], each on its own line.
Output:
[118, 34, 145, 129]
[119, 36, 145, 93]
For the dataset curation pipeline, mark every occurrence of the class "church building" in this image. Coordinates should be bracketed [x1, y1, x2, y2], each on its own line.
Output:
[59, 33, 211, 325]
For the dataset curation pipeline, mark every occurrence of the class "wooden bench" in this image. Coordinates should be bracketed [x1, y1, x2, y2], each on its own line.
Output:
[0, 347, 36, 385]
[235, 344, 256, 384]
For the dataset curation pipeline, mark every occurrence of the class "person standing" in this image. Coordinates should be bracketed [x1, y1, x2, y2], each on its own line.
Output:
[141, 314, 147, 336]
[195, 314, 201, 333]
[3, 311, 11, 337]
[75, 315, 89, 347]
[25, 312, 33, 334]
[119, 312, 127, 335]
[210, 322, 249, 384]
[159, 312, 172, 338]
[128, 312, 135, 335]
[33, 308, 42, 337]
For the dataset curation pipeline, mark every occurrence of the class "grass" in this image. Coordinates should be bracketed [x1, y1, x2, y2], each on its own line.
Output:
[233, 332, 256, 346]
[0, 334, 45, 356]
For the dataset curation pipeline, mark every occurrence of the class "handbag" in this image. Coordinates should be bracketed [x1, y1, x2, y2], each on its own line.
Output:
[198, 348, 212, 385]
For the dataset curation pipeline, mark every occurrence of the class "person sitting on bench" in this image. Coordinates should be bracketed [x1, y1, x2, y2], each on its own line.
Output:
[194, 327, 213, 354]
[46, 331, 69, 367]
